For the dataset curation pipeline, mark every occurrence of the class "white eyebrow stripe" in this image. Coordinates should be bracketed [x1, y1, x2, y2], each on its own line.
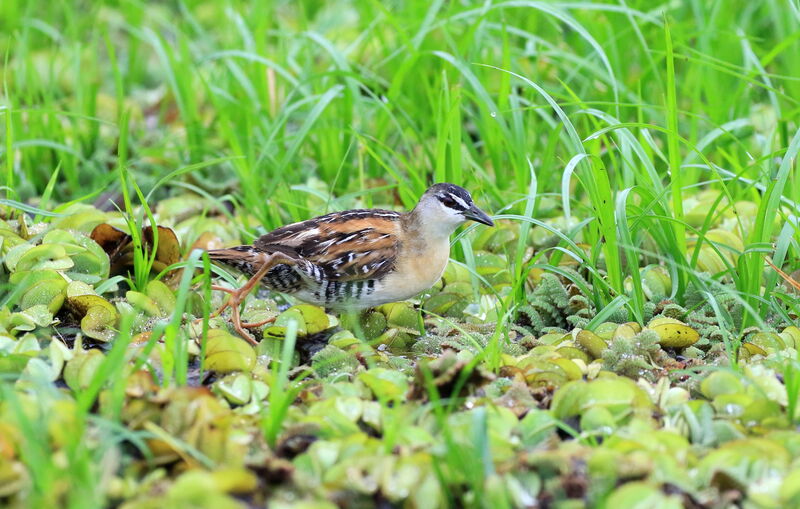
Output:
[451, 194, 470, 210]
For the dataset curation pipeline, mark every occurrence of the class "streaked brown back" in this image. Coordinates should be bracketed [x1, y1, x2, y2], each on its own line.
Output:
[254, 209, 401, 282]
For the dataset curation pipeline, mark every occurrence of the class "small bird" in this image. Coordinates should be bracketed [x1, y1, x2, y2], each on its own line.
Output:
[207, 183, 494, 343]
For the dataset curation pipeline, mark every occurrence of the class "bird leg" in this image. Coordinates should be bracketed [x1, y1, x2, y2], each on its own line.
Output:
[240, 317, 278, 329]
[206, 252, 293, 344]
[766, 258, 800, 291]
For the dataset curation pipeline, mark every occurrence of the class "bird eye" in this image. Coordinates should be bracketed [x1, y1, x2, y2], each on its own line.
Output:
[440, 196, 457, 208]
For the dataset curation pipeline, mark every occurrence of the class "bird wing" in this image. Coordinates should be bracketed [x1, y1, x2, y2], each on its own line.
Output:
[254, 209, 402, 282]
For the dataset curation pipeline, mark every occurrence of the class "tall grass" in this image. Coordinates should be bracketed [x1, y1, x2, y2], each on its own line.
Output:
[2, 1, 800, 504]
[3, 1, 797, 325]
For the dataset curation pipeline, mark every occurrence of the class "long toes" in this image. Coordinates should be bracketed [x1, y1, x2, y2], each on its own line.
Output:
[210, 285, 237, 295]
[241, 316, 277, 329]
[234, 323, 258, 345]
[207, 280, 264, 344]
[207, 298, 234, 319]
[227, 298, 256, 345]
[193, 299, 229, 323]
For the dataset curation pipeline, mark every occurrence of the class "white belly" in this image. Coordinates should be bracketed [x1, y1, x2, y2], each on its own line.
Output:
[291, 276, 435, 310]
[287, 238, 451, 310]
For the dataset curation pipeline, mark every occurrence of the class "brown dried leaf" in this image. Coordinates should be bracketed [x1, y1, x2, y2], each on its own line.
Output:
[90, 223, 182, 284]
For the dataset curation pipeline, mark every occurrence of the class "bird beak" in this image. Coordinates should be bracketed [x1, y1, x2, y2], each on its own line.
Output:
[463, 205, 494, 226]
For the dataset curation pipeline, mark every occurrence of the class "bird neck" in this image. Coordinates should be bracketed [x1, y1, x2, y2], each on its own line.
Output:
[401, 208, 458, 251]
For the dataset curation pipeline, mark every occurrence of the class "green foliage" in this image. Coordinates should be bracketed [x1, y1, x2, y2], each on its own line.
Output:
[517, 271, 600, 334]
[311, 344, 360, 379]
[602, 329, 661, 381]
[412, 320, 524, 357]
[3, 0, 800, 507]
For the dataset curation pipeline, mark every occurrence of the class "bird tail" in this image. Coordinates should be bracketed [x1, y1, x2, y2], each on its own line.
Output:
[208, 245, 299, 277]
[207, 246, 264, 275]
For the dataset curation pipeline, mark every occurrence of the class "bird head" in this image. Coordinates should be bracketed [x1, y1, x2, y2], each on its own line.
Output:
[415, 183, 494, 232]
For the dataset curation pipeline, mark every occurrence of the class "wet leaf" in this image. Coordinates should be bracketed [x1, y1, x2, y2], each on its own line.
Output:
[700, 371, 744, 400]
[81, 305, 118, 342]
[551, 375, 653, 424]
[640, 265, 671, 301]
[556, 346, 592, 364]
[12, 271, 67, 312]
[267, 305, 331, 338]
[89, 223, 129, 258]
[580, 405, 616, 433]
[1, 304, 55, 332]
[42, 229, 110, 283]
[373, 328, 413, 352]
[594, 322, 618, 340]
[63, 349, 105, 391]
[748, 332, 786, 353]
[649, 322, 699, 348]
[605, 481, 683, 508]
[205, 329, 256, 373]
[551, 357, 583, 380]
[698, 438, 790, 487]
[359, 368, 409, 401]
[214, 373, 254, 405]
[49, 204, 111, 232]
[210, 467, 259, 495]
[125, 290, 162, 317]
[739, 342, 767, 359]
[14, 244, 74, 272]
[377, 302, 420, 334]
[145, 280, 176, 316]
[126, 468, 250, 509]
[518, 355, 569, 386]
[576, 330, 607, 359]
[422, 291, 470, 317]
[780, 326, 800, 349]
[311, 344, 361, 378]
[613, 323, 638, 340]
[0, 224, 26, 255]
[0, 354, 31, 374]
[63, 282, 118, 340]
[353, 310, 387, 340]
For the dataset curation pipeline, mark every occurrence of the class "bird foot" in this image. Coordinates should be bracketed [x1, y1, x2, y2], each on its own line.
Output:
[201, 252, 291, 345]
[193, 299, 275, 343]
[191, 284, 258, 345]
[241, 316, 277, 329]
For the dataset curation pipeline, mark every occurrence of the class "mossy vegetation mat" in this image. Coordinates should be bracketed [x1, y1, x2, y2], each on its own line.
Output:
[3, 1, 800, 508]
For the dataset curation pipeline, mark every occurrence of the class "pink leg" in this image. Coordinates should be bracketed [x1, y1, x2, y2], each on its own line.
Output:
[203, 253, 293, 344]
